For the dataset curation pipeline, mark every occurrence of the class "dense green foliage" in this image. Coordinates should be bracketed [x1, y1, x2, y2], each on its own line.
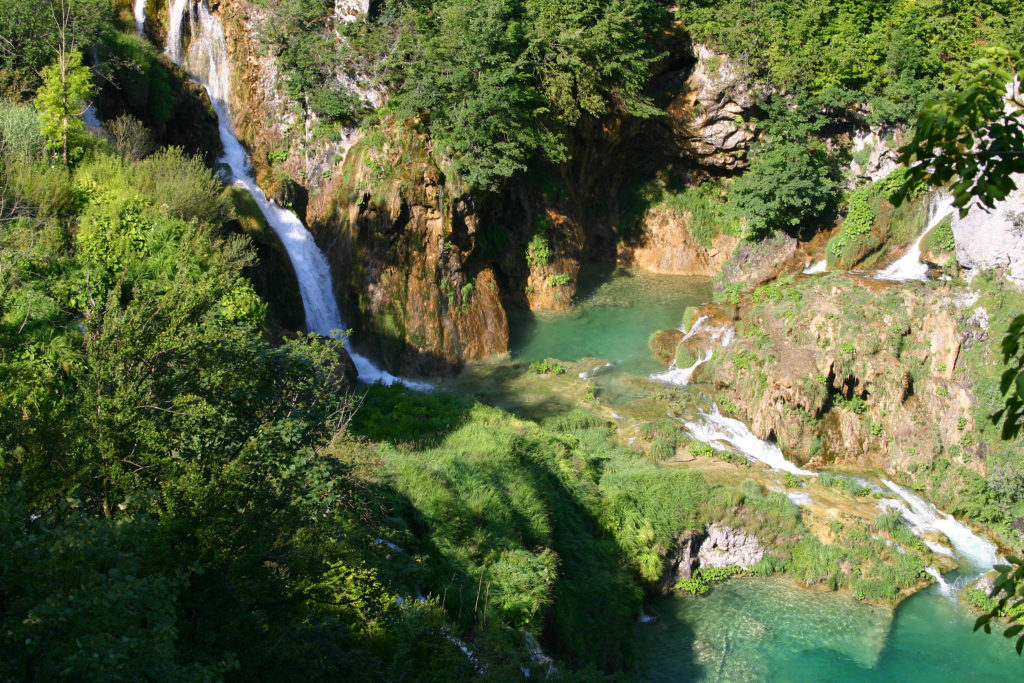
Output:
[262, 0, 667, 191]
[677, 0, 1023, 127]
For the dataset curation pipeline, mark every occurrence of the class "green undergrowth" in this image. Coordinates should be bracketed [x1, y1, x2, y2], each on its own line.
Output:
[348, 386, 937, 671]
[826, 169, 925, 269]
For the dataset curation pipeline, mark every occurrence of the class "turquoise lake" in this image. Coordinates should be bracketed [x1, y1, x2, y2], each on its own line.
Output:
[506, 266, 1024, 682]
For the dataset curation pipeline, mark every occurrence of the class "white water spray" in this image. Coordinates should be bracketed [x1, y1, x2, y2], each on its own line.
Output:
[803, 259, 827, 275]
[874, 193, 955, 282]
[684, 405, 816, 476]
[166, 0, 189, 65]
[880, 479, 998, 574]
[133, 0, 148, 35]
[167, 1, 423, 388]
[650, 316, 733, 387]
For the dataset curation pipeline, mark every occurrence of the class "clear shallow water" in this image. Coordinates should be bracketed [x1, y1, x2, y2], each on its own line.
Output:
[508, 266, 712, 376]
[640, 578, 1024, 682]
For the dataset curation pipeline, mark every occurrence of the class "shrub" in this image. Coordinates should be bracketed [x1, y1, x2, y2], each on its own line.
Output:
[526, 233, 552, 268]
[528, 358, 565, 375]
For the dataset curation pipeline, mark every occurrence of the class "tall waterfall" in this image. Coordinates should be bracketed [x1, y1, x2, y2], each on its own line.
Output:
[874, 192, 955, 282]
[133, 0, 148, 35]
[167, 0, 420, 387]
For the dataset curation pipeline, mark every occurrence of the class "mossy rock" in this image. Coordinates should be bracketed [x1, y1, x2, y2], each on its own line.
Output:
[650, 329, 683, 364]
[223, 186, 305, 332]
[682, 306, 697, 333]
[674, 344, 697, 369]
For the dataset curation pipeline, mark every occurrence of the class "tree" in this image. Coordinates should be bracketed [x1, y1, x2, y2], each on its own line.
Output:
[0, 0, 111, 97]
[35, 48, 92, 164]
[896, 44, 1024, 655]
[895, 46, 1024, 215]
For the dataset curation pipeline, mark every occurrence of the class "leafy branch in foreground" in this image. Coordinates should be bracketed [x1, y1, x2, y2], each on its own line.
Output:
[895, 46, 1024, 215]
[975, 556, 1024, 655]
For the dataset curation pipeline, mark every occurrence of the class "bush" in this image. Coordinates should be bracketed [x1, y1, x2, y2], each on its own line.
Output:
[0, 100, 45, 163]
[528, 358, 565, 375]
[309, 86, 365, 123]
[526, 233, 552, 268]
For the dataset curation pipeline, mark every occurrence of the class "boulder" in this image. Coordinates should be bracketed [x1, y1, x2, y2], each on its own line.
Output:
[697, 523, 765, 569]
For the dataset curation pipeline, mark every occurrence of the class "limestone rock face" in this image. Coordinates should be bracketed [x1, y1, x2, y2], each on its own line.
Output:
[680, 274, 991, 475]
[697, 524, 765, 569]
[216, 0, 363, 206]
[657, 530, 701, 594]
[619, 206, 739, 276]
[953, 175, 1024, 285]
[669, 43, 761, 170]
[849, 129, 900, 183]
[309, 129, 510, 376]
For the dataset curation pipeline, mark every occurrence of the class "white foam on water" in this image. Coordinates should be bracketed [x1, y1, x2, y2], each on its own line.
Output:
[804, 259, 827, 274]
[650, 317, 733, 387]
[874, 193, 955, 282]
[684, 405, 817, 476]
[880, 479, 999, 574]
[133, 0, 148, 34]
[579, 361, 615, 380]
[787, 491, 812, 506]
[167, 1, 427, 389]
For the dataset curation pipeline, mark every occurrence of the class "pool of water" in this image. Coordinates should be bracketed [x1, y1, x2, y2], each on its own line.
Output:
[639, 577, 1024, 682]
[508, 266, 712, 376]
[504, 264, 1024, 681]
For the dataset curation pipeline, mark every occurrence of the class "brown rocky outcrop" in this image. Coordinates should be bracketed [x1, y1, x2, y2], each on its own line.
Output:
[677, 274, 986, 476]
[665, 43, 762, 171]
[308, 127, 509, 376]
[619, 206, 739, 275]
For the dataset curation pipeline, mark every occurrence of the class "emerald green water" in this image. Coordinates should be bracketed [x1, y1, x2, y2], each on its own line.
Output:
[505, 266, 1024, 681]
[640, 578, 1024, 682]
[508, 266, 712, 376]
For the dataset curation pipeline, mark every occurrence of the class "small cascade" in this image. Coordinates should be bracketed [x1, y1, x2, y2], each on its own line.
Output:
[684, 405, 817, 476]
[803, 259, 827, 274]
[874, 192, 955, 282]
[925, 566, 954, 597]
[166, 0, 189, 65]
[133, 0, 148, 35]
[167, 0, 424, 388]
[880, 479, 999, 575]
[650, 316, 733, 387]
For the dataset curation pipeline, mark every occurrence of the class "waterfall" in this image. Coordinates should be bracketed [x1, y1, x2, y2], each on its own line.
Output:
[167, 0, 423, 388]
[874, 192, 955, 282]
[803, 259, 827, 274]
[133, 0, 148, 35]
[650, 316, 733, 387]
[880, 479, 999, 574]
[166, 0, 189, 65]
[684, 405, 817, 476]
[924, 566, 955, 597]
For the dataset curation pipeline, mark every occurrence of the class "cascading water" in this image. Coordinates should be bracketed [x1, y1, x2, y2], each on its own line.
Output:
[650, 316, 733, 387]
[874, 192, 955, 282]
[167, 0, 422, 387]
[684, 405, 817, 476]
[133, 0, 148, 35]
[803, 259, 827, 274]
[166, 0, 189, 65]
[879, 479, 999, 574]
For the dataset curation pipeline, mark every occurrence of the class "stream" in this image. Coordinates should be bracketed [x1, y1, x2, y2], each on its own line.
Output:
[510, 267, 1024, 681]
